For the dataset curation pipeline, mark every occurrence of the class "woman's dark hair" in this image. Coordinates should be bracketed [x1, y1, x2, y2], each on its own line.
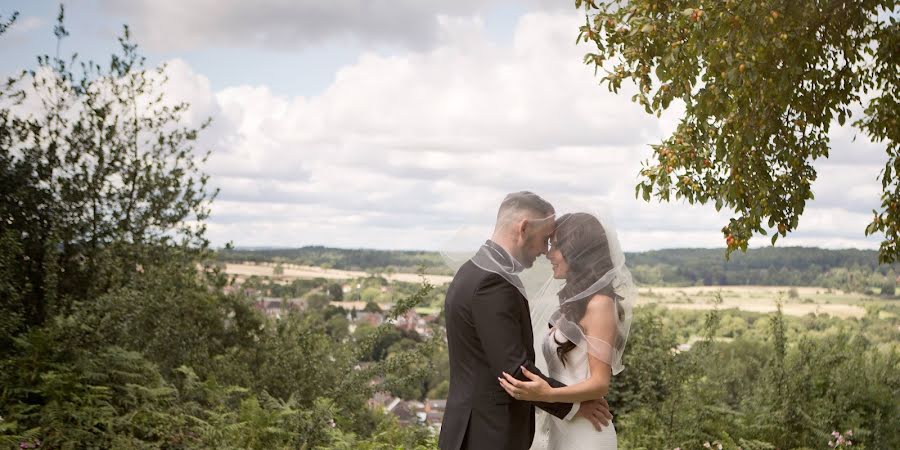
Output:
[552, 213, 622, 366]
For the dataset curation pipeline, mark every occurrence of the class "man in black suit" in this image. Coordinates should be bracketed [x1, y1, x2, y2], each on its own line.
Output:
[438, 191, 612, 450]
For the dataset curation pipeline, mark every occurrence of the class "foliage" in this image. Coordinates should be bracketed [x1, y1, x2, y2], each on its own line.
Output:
[0, 4, 214, 333]
[880, 270, 896, 296]
[576, 0, 899, 261]
[611, 303, 900, 449]
[0, 9, 437, 449]
[329, 282, 345, 300]
[0, 254, 440, 448]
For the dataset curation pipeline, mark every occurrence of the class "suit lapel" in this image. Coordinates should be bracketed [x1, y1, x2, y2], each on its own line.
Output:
[516, 288, 536, 360]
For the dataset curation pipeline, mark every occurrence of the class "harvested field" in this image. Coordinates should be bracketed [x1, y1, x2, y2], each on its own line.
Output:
[636, 285, 877, 319]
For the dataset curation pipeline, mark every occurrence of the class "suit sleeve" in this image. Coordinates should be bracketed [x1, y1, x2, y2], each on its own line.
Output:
[470, 273, 575, 419]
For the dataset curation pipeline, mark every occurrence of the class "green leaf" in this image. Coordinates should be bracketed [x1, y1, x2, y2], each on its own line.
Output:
[865, 220, 880, 235]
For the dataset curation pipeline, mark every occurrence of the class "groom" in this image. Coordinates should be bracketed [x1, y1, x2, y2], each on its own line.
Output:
[439, 191, 612, 450]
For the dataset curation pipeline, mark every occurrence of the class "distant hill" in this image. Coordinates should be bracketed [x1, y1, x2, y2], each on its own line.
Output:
[217, 246, 898, 291]
[624, 247, 896, 288]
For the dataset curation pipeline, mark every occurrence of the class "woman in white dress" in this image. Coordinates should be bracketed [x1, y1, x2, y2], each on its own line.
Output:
[499, 212, 635, 450]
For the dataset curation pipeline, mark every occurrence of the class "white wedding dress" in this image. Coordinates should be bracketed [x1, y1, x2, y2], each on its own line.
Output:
[531, 327, 617, 450]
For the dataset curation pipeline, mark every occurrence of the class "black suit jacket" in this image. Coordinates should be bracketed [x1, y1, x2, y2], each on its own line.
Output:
[438, 247, 575, 450]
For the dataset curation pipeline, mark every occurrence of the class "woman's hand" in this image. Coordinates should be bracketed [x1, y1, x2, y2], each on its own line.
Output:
[498, 365, 553, 402]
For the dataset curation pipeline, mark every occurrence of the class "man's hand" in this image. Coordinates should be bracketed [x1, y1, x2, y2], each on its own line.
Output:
[576, 398, 612, 431]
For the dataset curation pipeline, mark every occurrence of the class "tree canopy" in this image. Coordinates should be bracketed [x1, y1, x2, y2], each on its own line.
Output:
[0, 8, 440, 448]
[1, 5, 215, 330]
[577, 0, 899, 261]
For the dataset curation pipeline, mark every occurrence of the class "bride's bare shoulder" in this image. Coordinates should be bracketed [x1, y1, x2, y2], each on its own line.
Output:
[582, 294, 617, 336]
[583, 294, 616, 322]
[585, 293, 615, 312]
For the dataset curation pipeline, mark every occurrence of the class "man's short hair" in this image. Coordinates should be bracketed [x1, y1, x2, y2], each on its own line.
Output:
[497, 191, 554, 224]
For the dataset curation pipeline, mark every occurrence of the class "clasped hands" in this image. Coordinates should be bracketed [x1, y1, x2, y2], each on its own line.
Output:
[499, 365, 612, 431]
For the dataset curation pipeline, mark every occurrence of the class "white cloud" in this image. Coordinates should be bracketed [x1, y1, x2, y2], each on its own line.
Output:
[157, 59, 221, 125]
[154, 11, 887, 252]
[0, 14, 47, 48]
[5, 16, 45, 36]
[100, 0, 520, 52]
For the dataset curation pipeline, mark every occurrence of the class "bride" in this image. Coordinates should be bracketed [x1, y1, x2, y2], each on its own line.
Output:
[499, 211, 635, 450]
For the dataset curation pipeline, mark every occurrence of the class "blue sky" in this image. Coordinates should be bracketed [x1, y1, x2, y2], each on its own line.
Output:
[1, 1, 888, 252]
[1, 0, 369, 96]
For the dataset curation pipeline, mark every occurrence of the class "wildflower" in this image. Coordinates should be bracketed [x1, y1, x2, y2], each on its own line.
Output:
[832, 431, 841, 438]
[829, 441, 835, 447]
[847, 430, 853, 437]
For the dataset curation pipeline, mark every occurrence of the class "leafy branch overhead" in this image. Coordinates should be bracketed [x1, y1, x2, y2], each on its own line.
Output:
[577, 0, 898, 261]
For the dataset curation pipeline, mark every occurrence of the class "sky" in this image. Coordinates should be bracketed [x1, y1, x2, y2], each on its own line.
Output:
[0, 0, 888, 252]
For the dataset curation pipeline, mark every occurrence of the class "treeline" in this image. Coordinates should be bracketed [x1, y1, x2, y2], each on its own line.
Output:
[628, 247, 899, 290]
